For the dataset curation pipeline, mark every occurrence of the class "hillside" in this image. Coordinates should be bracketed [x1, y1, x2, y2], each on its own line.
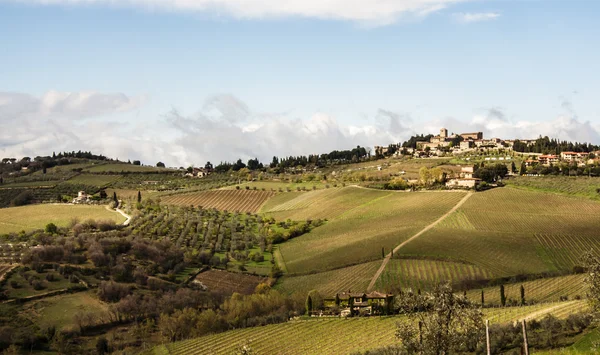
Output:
[147, 301, 588, 355]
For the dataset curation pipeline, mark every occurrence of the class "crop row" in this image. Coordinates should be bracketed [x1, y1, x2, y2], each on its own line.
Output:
[275, 261, 381, 296]
[465, 274, 586, 305]
[161, 302, 583, 355]
[535, 234, 600, 271]
[194, 270, 267, 295]
[278, 190, 466, 274]
[375, 258, 494, 293]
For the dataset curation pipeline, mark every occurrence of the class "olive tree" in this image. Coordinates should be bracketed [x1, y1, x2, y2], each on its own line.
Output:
[395, 282, 484, 354]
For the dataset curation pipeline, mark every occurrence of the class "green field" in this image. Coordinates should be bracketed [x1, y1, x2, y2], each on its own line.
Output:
[275, 261, 381, 296]
[148, 301, 587, 355]
[225, 180, 329, 191]
[22, 291, 108, 330]
[64, 174, 122, 187]
[375, 258, 495, 293]
[273, 188, 466, 274]
[0, 204, 126, 234]
[4, 269, 73, 299]
[466, 274, 586, 305]
[506, 176, 600, 200]
[0, 180, 62, 188]
[84, 163, 172, 173]
[399, 187, 600, 277]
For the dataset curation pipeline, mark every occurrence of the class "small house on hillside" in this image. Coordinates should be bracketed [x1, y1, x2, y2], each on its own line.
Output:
[445, 165, 481, 189]
[324, 291, 394, 316]
[72, 191, 89, 204]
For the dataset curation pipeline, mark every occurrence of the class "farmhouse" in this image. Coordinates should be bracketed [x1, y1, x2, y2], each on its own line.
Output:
[324, 291, 394, 316]
[72, 191, 89, 204]
[445, 166, 481, 189]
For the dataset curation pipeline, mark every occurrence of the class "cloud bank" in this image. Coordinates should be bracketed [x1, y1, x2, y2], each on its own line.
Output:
[453, 12, 500, 23]
[1, 91, 599, 167]
[12, 0, 470, 25]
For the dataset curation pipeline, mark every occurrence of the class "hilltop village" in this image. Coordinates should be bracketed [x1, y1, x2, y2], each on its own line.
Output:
[376, 128, 600, 167]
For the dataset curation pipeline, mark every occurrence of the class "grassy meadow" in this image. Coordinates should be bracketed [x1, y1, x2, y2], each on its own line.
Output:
[0, 204, 126, 234]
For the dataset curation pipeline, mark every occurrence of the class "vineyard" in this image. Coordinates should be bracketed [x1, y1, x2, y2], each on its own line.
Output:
[505, 175, 600, 200]
[277, 189, 466, 274]
[465, 274, 586, 305]
[83, 163, 171, 173]
[275, 261, 381, 296]
[149, 301, 586, 355]
[63, 174, 122, 187]
[194, 269, 267, 295]
[399, 187, 600, 276]
[0, 204, 126, 234]
[263, 187, 391, 221]
[160, 190, 276, 213]
[374, 258, 495, 293]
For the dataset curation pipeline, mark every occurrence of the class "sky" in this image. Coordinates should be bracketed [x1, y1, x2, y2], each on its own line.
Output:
[1, 0, 599, 167]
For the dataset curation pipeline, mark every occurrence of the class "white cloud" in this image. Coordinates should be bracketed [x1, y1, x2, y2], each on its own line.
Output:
[453, 12, 500, 23]
[12, 0, 471, 25]
[2, 92, 599, 167]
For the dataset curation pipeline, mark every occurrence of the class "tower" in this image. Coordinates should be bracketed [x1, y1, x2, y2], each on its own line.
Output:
[440, 128, 448, 138]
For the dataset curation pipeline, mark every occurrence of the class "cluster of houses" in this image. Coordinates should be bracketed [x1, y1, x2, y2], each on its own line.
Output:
[315, 291, 395, 317]
[525, 151, 598, 167]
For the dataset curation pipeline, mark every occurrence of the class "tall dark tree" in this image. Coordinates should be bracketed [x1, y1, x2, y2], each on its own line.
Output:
[520, 285, 525, 306]
[481, 289, 485, 307]
[500, 285, 506, 307]
[113, 192, 118, 205]
[520, 162, 527, 175]
[137, 191, 142, 203]
[305, 295, 312, 316]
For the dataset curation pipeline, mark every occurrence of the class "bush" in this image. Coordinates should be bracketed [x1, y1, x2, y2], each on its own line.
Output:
[31, 279, 45, 290]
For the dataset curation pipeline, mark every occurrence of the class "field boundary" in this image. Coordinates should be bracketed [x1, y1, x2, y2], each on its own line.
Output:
[367, 191, 473, 291]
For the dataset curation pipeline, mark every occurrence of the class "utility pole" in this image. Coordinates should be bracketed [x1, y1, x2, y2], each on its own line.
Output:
[486, 319, 491, 355]
[522, 319, 529, 355]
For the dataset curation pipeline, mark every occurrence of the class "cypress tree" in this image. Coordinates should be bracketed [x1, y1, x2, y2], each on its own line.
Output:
[306, 295, 313, 316]
[335, 293, 340, 306]
[137, 190, 142, 203]
[500, 285, 506, 307]
[481, 289, 485, 307]
[520, 285, 525, 306]
[113, 192, 118, 205]
[382, 247, 384, 258]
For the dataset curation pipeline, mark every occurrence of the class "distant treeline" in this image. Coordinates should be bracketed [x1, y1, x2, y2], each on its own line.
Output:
[512, 136, 599, 154]
[214, 146, 370, 173]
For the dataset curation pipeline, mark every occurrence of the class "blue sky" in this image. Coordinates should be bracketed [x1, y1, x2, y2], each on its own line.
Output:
[1, 0, 599, 166]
